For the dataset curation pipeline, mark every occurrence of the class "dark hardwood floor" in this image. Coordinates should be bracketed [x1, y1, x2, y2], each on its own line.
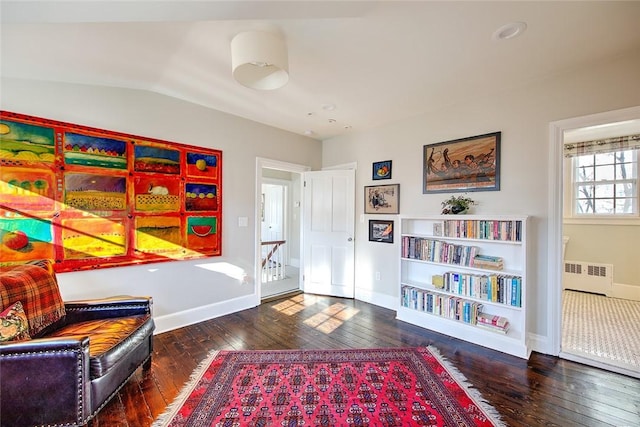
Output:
[89, 294, 640, 426]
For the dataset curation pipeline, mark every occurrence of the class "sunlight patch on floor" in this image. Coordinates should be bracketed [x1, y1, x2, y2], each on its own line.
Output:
[303, 303, 360, 334]
[271, 294, 320, 315]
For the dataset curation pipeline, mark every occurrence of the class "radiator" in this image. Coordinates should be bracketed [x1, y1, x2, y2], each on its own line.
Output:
[563, 260, 613, 296]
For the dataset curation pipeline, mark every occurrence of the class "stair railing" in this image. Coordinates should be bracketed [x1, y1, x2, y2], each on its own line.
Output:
[261, 240, 286, 282]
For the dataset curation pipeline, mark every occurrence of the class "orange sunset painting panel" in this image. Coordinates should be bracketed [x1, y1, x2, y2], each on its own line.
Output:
[61, 218, 126, 259]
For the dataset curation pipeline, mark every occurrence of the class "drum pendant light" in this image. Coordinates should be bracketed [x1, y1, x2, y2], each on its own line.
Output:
[231, 31, 289, 90]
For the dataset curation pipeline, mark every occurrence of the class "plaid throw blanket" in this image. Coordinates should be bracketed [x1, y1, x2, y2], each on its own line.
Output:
[0, 260, 66, 337]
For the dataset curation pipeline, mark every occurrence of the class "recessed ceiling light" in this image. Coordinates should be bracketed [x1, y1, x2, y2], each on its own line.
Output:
[492, 22, 527, 41]
[328, 118, 336, 123]
[344, 125, 352, 130]
[322, 104, 336, 111]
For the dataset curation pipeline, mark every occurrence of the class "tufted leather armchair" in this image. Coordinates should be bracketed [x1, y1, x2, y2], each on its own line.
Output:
[0, 262, 155, 427]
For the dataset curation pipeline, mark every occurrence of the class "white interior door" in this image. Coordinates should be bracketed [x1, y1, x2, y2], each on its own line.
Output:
[262, 183, 285, 242]
[302, 169, 355, 298]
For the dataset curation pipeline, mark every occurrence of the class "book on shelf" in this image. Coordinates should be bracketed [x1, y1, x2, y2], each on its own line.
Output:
[432, 274, 444, 289]
[476, 312, 510, 334]
[477, 312, 509, 328]
[471, 254, 504, 270]
[475, 322, 510, 334]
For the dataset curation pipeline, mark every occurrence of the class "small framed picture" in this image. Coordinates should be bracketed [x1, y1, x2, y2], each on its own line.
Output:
[433, 222, 443, 237]
[364, 184, 400, 214]
[372, 160, 392, 180]
[369, 220, 394, 243]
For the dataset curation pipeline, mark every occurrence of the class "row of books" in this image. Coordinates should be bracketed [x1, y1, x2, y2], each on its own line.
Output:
[443, 219, 522, 242]
[433, 271, 522, 307]
[401, 285, 482, 325]
[402, 236, 506, 271]
[402, 236, 479, 267]
[401, 285, 511, 334]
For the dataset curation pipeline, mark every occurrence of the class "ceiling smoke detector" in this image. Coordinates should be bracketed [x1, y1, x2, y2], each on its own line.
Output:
[492, 22, 527, 41]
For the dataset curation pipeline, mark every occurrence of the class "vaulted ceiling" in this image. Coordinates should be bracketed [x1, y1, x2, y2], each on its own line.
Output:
[2, 1, 640, 140]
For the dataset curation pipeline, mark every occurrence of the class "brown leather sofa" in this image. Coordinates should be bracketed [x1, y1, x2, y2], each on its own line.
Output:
[0, 261, 155, 426]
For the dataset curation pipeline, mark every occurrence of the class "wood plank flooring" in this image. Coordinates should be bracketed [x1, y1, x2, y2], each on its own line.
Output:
[89, 294, 640, 426]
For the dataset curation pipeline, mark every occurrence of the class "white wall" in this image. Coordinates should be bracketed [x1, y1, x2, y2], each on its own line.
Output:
[0, 78, 322, 333]
[322, 49, 640, 354]
[563, 223, 640, 294]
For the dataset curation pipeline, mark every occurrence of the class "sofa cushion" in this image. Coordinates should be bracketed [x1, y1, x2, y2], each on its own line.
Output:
[48, 314, 153, 378]
[0, 260, 66, 337]
[0, 301, 31, 342]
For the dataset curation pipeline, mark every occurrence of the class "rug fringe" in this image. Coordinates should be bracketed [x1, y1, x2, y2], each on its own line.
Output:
[152, 349, 220, 427]
[426, 345, 507, 427]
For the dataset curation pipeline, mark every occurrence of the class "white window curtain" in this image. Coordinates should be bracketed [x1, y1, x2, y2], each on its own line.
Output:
[564, 134, 640, 158]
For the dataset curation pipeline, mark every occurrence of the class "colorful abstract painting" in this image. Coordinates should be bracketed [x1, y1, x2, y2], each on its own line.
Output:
[64, 173, 127, 211]
[134, 144, 181, 174]
[185, 183, 218, 211]
[0, 168, 56, 212]
[135, 216, 182, 256]
[63, 132, 127, 169]
[0, 111, 222, 272]
[186, 151, 219, 178]
[0, 119, 55, 163]
[133, 176, 180, 212]
[186, 216, 219, 252]
[61, 218, 127, 259]
[0, 217, 54, 264]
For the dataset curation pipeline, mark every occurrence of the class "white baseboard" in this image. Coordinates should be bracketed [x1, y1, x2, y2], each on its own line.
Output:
[560, 351, 640, 379]
[612, 283, 640, 301]
[354, 288, 397, 311]
[153, 294, 258, 335]
[528, 332, 554, 356]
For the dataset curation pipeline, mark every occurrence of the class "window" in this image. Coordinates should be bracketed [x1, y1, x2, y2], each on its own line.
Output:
[572, 149, 638, 215]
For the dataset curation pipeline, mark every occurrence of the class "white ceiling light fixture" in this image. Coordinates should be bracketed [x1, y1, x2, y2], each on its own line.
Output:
[231, 31, 289, 90]
[492, 22, 527, 41]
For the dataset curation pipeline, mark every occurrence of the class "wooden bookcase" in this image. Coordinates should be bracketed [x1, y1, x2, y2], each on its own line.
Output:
[397, 215, 530, 359]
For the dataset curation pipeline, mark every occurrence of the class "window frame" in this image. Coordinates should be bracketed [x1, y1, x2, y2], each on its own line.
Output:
[568, 149, 639, 218]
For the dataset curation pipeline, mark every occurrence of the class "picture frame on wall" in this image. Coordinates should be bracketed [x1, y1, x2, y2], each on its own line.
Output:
[372, 160, 392, 180]
[0, 110, 223, 273]
[369, 220, 394, 243]
[364, 183, 400, 214]
[423, 131, 500, 194]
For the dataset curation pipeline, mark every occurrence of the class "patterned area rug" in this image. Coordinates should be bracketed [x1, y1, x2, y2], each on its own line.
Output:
[563, 290, 640, 372]
[153, 347, 504, 427]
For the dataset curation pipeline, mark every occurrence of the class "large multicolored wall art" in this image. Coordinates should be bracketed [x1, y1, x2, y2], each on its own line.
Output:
[0, 111, 222, 272]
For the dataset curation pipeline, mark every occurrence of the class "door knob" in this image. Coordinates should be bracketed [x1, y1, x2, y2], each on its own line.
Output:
[347, 237, 353, 242]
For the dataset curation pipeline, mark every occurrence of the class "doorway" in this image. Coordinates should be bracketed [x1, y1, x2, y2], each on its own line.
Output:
[549, 106, 640, 378]
[256, 158, 309, 302]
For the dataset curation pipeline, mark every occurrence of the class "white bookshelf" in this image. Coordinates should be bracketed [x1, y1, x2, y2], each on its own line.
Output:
[397, 215, 530, 359]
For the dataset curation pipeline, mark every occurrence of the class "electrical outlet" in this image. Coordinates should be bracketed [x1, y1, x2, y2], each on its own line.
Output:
[375, 271, 381, 280]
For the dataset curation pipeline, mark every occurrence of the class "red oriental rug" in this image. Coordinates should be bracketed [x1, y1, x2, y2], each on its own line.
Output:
[153, 347, 505, 427]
